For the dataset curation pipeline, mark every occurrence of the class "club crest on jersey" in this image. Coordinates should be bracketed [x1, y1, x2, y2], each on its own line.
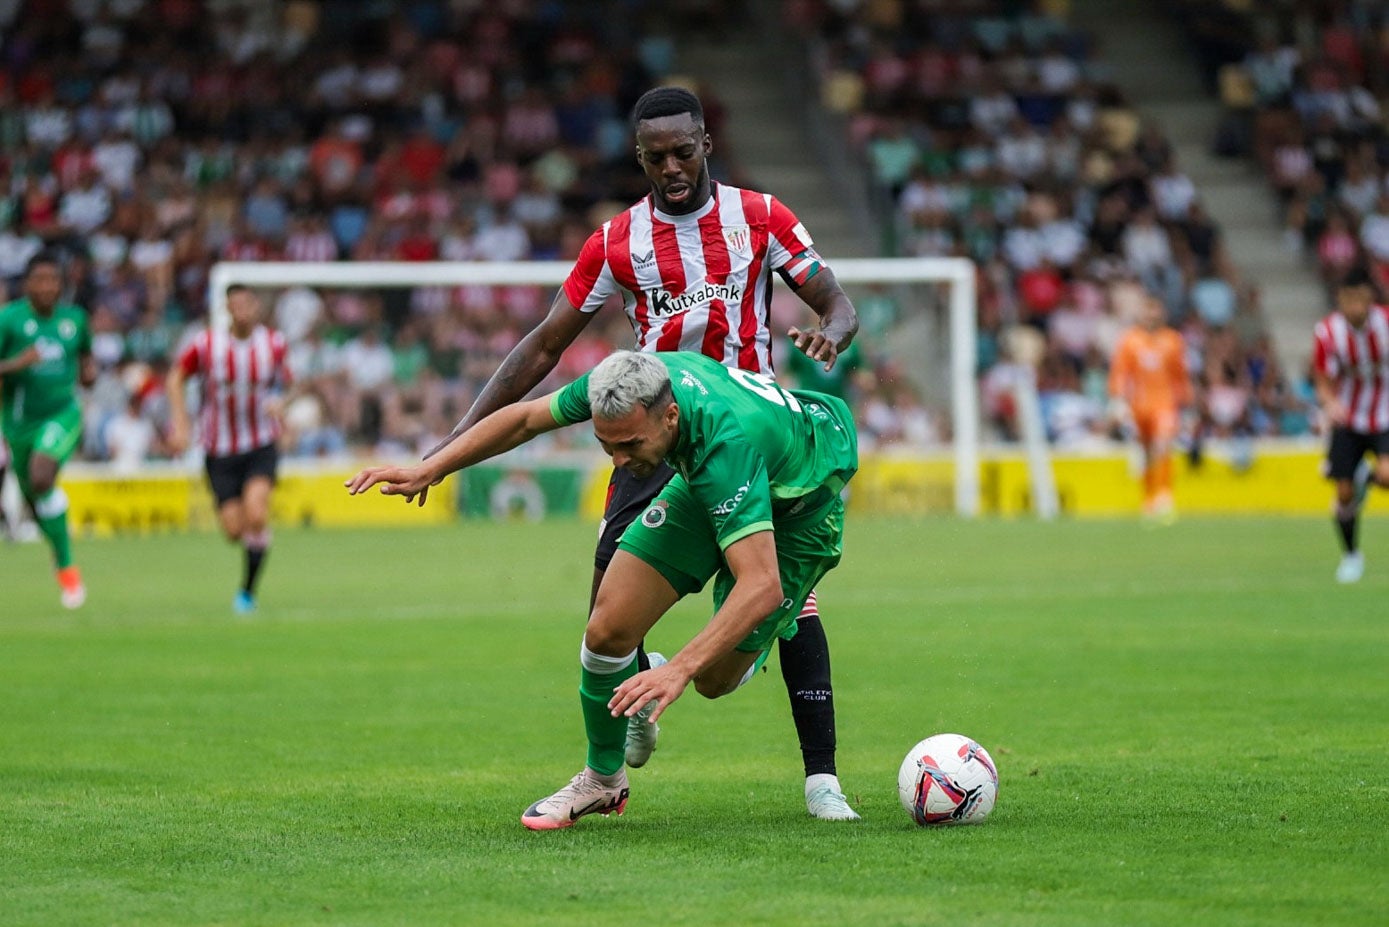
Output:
[58, 319, 76, 340]
[723, 225, 750, 254]
[23, 319, 37, 336]
[641, 500, 668, 528]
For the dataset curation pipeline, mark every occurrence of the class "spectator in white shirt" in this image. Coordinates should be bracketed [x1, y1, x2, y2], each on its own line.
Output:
[104, 393, 157, 473]
[1358, 194, 1389, 262]
[25, 100, 74, 148]
[1150, 157, 1196, 221]
[59, 172, 112, 235]
[472, 211, 531, 262]
[92, 129, 142, 193]
[969, 75, 1019, 137]
[995, 117, 1048, 180]
[274, 286, 325, 344]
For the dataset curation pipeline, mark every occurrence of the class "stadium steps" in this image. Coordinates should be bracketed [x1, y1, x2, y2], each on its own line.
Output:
[1072, 0, 1325, 376]
[677, 26, 875, 259]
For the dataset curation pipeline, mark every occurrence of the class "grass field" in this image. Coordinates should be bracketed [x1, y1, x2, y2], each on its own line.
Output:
[3, 516, 1387, 926]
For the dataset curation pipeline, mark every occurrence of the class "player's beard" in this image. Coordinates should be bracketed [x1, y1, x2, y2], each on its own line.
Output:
[658, 164, 710, 215]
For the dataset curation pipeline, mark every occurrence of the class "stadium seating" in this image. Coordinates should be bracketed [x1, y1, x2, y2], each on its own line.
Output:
[797, 0, 1316, 445]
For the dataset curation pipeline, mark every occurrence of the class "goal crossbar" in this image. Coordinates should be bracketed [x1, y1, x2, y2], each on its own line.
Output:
[210, 258, 980, 516]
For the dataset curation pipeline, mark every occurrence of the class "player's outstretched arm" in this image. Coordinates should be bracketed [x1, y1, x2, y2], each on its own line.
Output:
[165, 363, 191, 455]
[425, 290, 592, 458]
[1312, 368, 1348, 427]
[0, 345, 40, 377]
[608, 530, 783, 723]
[346, 394, 565, 501]
[787, 267, 859, 371]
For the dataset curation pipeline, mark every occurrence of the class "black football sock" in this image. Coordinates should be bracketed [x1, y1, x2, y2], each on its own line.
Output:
[1336, 513, 1358, 554]
[778, 611, 837, 777]
[243, 546, 267, 594]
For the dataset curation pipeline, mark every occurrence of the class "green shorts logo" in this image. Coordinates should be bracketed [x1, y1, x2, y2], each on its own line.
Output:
[641, 501, 668, 528]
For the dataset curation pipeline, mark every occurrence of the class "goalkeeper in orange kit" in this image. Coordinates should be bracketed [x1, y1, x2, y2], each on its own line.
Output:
[1108, 295, 1193, 520]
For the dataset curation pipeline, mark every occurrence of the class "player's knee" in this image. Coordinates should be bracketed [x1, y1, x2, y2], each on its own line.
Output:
[1335, 481, 1355, 505]
[582, 621, 641, 658]
[27, 466, 55, 497]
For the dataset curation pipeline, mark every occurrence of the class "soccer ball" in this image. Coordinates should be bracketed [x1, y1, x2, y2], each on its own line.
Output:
[897, 733, 998, 826]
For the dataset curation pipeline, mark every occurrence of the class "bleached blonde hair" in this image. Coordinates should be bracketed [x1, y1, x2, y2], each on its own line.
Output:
[588, 351, 673, 420]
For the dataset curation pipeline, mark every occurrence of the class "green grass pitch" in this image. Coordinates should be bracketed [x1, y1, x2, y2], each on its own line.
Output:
[3, 516, 1387, 926]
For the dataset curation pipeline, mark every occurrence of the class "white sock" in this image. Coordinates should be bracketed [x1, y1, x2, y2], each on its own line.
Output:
[586, 766, 626, 786]
[580, 642, 637, 674]
[805, 773, 842, 798]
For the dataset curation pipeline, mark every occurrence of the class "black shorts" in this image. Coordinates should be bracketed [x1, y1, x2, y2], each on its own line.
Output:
[205, 443, 279, 506]
[1325, 427, 1389, 481]
[594, 462, 677, 571]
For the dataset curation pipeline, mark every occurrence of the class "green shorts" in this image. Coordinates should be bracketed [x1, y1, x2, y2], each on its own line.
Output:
[3, 404, 83, 490]
[617, 473, 844, 653]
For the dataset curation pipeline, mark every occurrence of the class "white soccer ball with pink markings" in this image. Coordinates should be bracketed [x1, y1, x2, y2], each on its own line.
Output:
[897, 733, 999, 826]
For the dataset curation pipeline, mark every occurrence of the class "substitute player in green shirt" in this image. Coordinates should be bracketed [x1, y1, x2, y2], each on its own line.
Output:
[0, 253, 95, 608]
[346, 350, 859, 829]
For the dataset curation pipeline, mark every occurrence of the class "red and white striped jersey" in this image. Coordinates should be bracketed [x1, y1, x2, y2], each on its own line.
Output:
[562, 182, 825, 375]
[1313, 305, 1389, 433]
[176, 325, 291, 457]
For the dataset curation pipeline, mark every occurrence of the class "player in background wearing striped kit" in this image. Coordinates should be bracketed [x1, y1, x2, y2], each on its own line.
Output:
[168, 285, 291, 612]
[420, 87, 863, 820]
[1312, 266, 1389, 583]
[0, 252, 95, 607]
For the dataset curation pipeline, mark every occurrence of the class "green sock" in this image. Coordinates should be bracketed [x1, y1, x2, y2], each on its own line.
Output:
[579, 660, 638, 776]
[33, 490, 73, 569]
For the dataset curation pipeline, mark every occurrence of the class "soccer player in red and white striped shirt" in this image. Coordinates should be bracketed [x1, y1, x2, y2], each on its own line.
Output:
[423, 86, 862, 821]
[1312, 267, 1389, 583]
[168, 285, 291, 611]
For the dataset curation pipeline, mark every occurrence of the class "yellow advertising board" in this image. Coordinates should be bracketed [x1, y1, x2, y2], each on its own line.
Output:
[61, 463, 456, 536]
[852, 442, 1386, 517]
[50, 441, 1383, 535]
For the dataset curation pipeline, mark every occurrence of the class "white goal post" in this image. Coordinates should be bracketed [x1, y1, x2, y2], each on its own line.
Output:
[210, 258, 983, 516]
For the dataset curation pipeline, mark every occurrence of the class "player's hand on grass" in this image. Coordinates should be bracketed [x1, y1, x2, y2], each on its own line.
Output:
[609, 661, 693, 724]
[788, 327, 839, 371]
[345, 465, 435, 501]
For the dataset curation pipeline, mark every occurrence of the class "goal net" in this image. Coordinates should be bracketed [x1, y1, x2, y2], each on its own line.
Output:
[209, 257, 1002, 518]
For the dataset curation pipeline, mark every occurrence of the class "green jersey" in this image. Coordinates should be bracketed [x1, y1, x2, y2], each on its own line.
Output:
[0, 299, 90, 430]
[551, 351, 858, 550]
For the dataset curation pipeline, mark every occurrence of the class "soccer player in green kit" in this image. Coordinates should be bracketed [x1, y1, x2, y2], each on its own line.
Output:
[347, 349, 858, 829]
[0, 253, 95, 608]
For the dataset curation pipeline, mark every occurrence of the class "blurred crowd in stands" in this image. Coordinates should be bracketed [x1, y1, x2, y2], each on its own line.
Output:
[1180, 0, 1389, 294]
[798, 0, 1322, 447]
[0, 0, 736, 462]
[0, 0, 1338, 466]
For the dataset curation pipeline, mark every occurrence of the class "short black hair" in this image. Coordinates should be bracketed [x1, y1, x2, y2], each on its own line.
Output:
[1340, 265, 1373, 290]
[226, 283, 252, 298]
[25, 251, 61, 276]
[631, 86, 704, 130]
